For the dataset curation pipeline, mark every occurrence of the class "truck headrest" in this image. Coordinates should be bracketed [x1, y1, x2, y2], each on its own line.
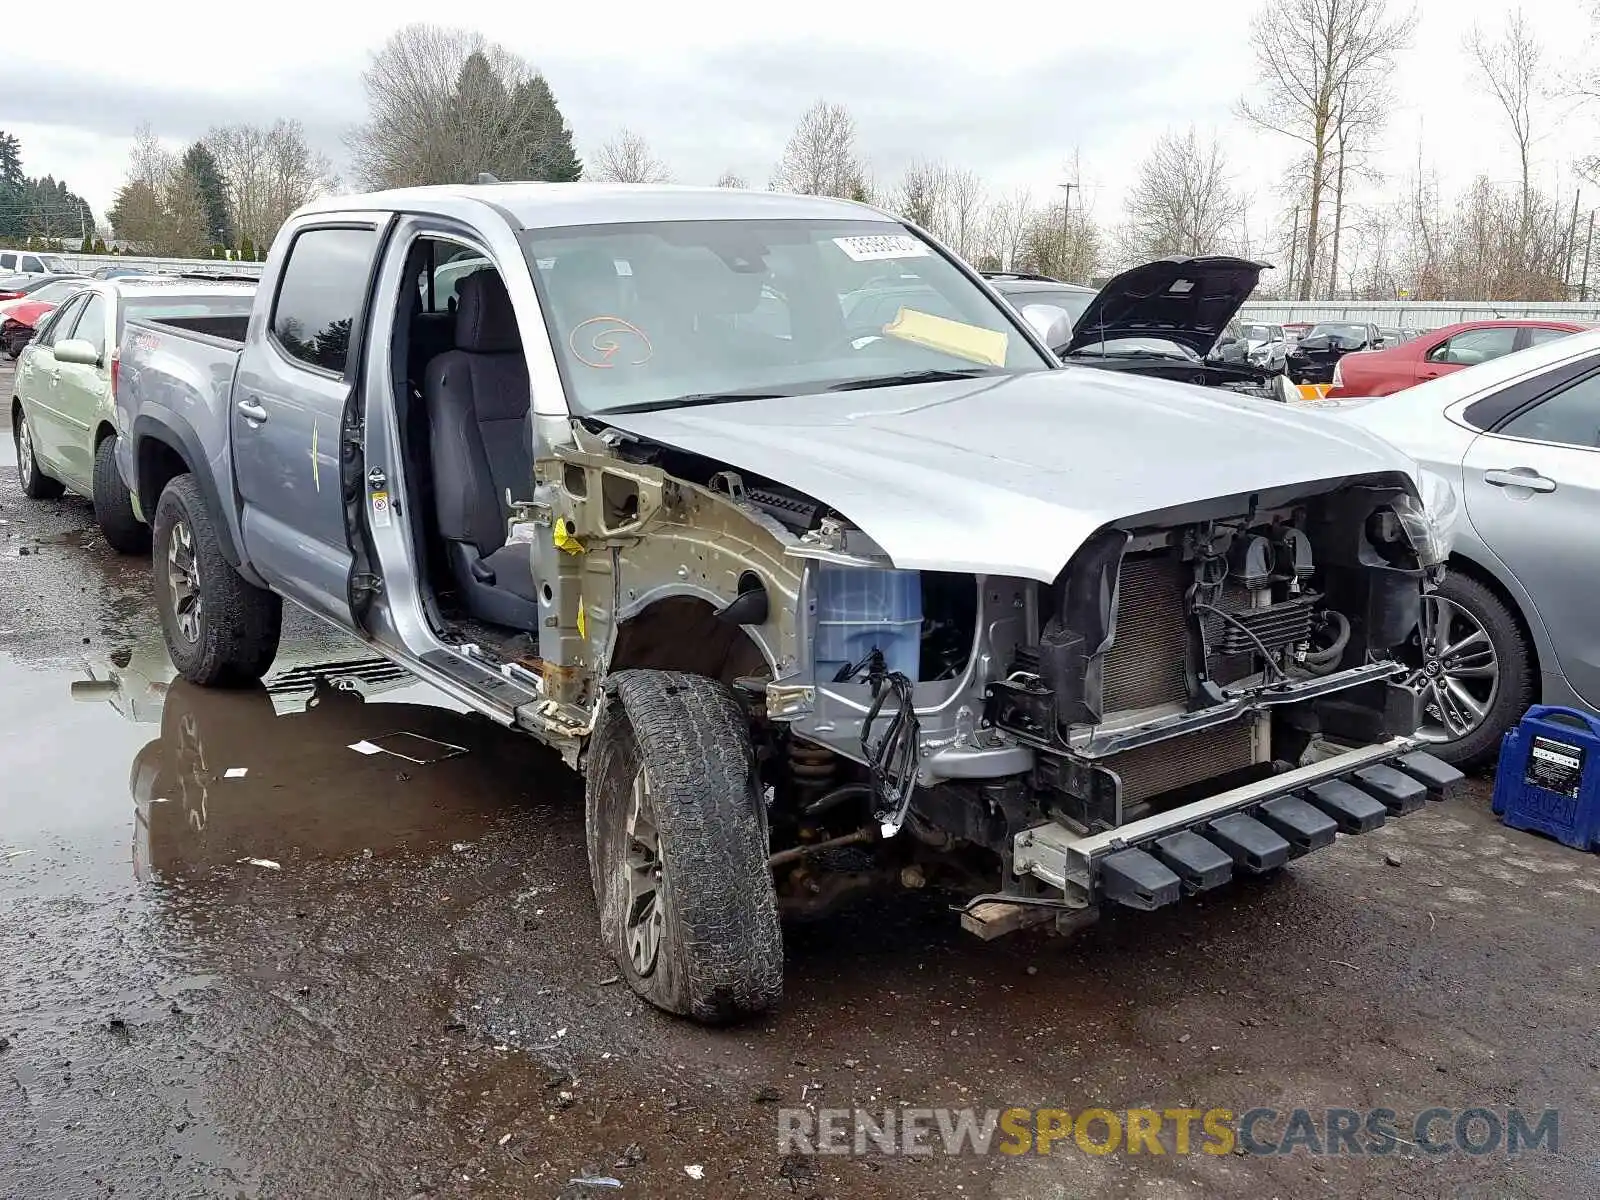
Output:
[455, 270, 521, 355]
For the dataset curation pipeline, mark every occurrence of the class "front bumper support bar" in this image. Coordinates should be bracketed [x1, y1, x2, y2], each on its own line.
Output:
[1012, 739, 1463, 908]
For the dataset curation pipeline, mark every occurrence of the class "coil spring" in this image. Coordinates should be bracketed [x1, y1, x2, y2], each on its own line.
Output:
[788, 741, 838, 790]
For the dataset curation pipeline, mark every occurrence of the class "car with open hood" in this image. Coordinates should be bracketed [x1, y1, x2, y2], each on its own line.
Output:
[1286, 321, 1384, 384]
[1052, 256, 1294, 401]
[113, 183, 1463, 1025]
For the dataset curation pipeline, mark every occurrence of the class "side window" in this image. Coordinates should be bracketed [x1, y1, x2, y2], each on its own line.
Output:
[1526, 326, 1575, 348]
[1497, 373, 1600, 449]
[39, 295, 87, 348]
[1426, 327, 1519, 366]
[271, 226, 381, 374]
[70, 293, 107, 359]
[0, 252, 14, 270]
[21, 255, 44, 273]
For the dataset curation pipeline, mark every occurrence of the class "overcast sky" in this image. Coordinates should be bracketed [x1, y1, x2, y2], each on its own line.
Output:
[10, 0, 1600, 253]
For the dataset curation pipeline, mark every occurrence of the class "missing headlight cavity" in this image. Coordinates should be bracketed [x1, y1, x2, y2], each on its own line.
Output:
[987, 477, 1432, 830]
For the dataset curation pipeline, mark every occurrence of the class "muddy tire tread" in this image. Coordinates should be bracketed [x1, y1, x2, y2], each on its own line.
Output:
[152, 473, 281, 687]
[586, 669, 782, 1023]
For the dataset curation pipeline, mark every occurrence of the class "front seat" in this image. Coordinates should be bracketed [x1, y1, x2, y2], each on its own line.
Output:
[424, 270, 541, 631]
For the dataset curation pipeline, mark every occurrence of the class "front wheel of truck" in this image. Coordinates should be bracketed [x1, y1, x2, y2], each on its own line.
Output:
[152, 473, 282, 687]
[585, 670, 782, 1024]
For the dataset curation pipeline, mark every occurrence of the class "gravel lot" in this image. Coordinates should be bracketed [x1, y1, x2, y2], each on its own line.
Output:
[2, 359, 1597, 1199]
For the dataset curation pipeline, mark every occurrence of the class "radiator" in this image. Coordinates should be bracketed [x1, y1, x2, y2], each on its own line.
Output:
[1110, 720, 1257, 807]
[1102, 552, 1190, 711]
[1100, 550, 1259, 806]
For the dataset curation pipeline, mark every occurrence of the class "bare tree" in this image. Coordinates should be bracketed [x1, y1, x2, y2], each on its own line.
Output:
[770, 101, 863, 199]
[889, 158, 945, 231]
[590, 129, 671, 183]
[715, 169, 748, 188]
[1117, 127, 1246, 263]
[348, 23, 580, 190]
[1239, 0, 1416, 299]
[207, 120, 336, 250]
[1018, 203, 1101, 282]
[940, 167, 986, 260]
[982, 188, 1035, 272]
[1466, 11, 1542, 286]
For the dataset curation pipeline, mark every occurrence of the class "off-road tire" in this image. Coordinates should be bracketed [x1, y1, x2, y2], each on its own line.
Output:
[152, 473, 281, 687]
[93, 435, 150, 554]
[586, 669, 782, 1024]
[13, 403, 65, 499]
[1426, 572, 1534, 772]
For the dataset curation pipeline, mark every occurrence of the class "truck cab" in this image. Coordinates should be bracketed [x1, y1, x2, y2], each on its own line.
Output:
[115, 184, 1464, 1024]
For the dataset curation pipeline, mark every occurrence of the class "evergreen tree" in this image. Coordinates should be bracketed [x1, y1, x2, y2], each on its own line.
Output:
[0, 130, 22, 241]
[92, 236, 108, 255]
[518, 75, 581, 182]
[179, 142, 234, 249]
[239, 233, 255, 261]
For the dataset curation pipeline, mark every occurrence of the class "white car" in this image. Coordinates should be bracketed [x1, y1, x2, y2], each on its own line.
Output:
[0, 248, 71, 277]
[1240, 322, 1289, 372]
[1309, 327, 1600, 765]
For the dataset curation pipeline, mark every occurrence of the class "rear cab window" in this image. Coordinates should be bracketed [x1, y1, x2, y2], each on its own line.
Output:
[270, 226, 383, 375]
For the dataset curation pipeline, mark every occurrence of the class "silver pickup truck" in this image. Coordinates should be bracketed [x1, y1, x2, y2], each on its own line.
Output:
[115, 183, 1463, 1023]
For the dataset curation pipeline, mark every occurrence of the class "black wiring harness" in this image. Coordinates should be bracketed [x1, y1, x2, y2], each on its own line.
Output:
[838, 648, 921, 834]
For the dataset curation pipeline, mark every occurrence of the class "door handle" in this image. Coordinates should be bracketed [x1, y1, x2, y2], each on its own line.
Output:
[236, 399, 268, 423]
[1483, 468, 1556, 493]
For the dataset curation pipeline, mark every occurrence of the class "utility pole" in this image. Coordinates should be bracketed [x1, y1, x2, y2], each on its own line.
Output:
[1565, 190, 1580, 293]
[1581, 209, 1595, 304]
[1286, 205, 1301, 300]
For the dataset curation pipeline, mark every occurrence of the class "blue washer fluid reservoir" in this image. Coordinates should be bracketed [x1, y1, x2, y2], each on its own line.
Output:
[812, 567, 923, 683]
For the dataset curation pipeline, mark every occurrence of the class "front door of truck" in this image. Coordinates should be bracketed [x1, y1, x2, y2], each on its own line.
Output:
[232, 218, 390, 627]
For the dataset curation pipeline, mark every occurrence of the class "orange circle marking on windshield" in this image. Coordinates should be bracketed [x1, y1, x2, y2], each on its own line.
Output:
[570, 316, 653, 368]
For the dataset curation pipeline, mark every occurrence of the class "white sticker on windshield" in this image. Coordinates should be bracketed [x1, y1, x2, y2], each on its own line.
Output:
[833, 234, 929, 262]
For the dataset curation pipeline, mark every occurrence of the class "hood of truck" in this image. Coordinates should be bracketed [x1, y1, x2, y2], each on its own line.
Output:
[601, 368, 1419, 582]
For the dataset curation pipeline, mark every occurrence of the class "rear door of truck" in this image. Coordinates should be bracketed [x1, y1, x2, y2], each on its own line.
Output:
[231, 216, 392, 626]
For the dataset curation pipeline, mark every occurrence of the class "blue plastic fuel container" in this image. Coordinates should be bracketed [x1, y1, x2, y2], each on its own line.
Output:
[1491, 706, 1600, 851]
[812, 567, 922, 683]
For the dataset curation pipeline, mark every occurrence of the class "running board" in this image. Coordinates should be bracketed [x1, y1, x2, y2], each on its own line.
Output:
[1011, 740, 1463, 911]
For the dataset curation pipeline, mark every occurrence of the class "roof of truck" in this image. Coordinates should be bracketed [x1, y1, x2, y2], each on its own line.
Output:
[298, 183, 885, 229]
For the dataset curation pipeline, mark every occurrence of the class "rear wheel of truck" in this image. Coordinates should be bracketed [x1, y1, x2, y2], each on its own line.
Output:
[585, 669, 782, 1024]
[13, 404, 65, 499]
[93, 435, 150, 554]
[152, 473, 282, 687]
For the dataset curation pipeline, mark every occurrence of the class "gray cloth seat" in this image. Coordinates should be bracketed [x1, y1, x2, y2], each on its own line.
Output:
[423, 271, 541, 631]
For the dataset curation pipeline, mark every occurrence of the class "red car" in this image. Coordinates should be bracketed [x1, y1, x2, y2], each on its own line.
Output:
[1325, 319, 1585, 397]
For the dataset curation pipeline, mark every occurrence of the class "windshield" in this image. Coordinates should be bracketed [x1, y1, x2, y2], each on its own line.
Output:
[1243, 324, 1278, 341]
[1070, 336, 1198, 360]
[39, 255, 68, 272]
[1308, 323, 1368, 343]
[519, 219, 1050, 414]
[28, 280, 87, 304]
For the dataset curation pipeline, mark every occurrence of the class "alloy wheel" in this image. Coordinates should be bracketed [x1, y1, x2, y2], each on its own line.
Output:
[1404, 594, 1499, 744]
[16, 413, 34, 486]
[622, 766, 665, 978]
[166, 518, 204, 644]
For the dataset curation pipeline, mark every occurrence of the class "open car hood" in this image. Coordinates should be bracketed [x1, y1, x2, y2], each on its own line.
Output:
[1064, 255, 1269, 358]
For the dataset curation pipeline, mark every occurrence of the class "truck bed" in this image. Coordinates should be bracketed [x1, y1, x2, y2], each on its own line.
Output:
[133, 312, 249, 347]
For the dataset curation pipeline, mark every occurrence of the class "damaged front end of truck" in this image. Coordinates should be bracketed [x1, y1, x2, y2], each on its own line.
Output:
[522, 415, 1465, 944]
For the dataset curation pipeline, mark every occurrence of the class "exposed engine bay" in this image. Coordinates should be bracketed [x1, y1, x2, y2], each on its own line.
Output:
[570, 425, 1455, 934]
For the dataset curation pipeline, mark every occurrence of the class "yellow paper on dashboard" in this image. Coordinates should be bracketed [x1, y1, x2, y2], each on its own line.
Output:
[881, 308, 1009, 368]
